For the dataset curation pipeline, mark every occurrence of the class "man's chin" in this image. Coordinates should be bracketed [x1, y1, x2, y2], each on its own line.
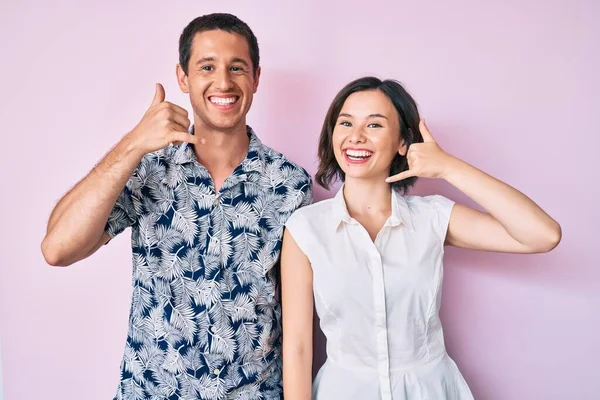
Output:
[212, 122, 244, 132]
[194, 117, 244, 133]
[209, 117, 245, 132]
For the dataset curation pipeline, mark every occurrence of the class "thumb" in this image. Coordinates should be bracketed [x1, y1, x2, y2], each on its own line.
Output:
[150, 83, 165, 107]
[419, 119, 435, 143]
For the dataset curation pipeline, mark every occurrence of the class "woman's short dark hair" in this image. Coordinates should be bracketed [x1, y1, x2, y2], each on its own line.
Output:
[316, 76, 423, 194]
[179, 13, 260, 76]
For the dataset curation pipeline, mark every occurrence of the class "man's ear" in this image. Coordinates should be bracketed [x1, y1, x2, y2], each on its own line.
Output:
[252, 66, 261, 93]
[176, 63, 189, 93]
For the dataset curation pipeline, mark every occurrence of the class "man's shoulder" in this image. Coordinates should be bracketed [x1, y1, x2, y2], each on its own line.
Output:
[134, 145, 186, 172]
[254, 141, 313, 209]
[126, 147, 182, 194]
[258, 143, 311, 180]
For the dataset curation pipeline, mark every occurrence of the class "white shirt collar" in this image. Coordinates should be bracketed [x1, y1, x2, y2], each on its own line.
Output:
[331, 184, 415, 232]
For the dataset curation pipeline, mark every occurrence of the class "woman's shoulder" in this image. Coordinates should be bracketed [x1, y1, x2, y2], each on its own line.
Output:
[403, 193, 454, 206]
[284, 198, 336, 247]
[399, 192, 455, 217]
[289, 197, 336, 221]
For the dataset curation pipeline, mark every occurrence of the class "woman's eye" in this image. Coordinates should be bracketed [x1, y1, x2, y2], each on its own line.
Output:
[368, 123, 382, 128]
[339, 121, 352, 127]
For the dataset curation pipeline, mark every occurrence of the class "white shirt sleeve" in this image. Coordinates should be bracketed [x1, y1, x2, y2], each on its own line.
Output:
[425, 194, 456, 245]
[284, 209, 313, 261]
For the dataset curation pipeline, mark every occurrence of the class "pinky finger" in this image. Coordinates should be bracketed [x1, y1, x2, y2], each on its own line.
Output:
[170, 131, 202, 145]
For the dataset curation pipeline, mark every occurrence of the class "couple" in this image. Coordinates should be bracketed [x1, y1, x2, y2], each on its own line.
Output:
[41, 12, 561, 400]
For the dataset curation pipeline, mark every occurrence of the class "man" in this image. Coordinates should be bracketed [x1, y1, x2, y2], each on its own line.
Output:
[41, 13, 312, 399]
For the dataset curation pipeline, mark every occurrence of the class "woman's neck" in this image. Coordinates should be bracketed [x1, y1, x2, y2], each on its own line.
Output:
[342, 178, 392, 218]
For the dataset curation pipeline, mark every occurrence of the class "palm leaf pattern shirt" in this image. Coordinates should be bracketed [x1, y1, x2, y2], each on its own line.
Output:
[105, 126, 313, 400]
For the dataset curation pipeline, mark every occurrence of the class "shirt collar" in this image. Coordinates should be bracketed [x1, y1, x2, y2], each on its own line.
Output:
[331, 183, 414, 232]
[330, 185, 352, 228]
[390, 188, 414, 230]
[171, 125, 266, 176]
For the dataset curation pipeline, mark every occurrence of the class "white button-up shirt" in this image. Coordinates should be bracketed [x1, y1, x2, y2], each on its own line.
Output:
[285, 186, 474, 399]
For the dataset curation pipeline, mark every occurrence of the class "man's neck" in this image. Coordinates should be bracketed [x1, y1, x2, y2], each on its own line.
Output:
[192, 120, 251, 191]
[193, 122, 250, 169]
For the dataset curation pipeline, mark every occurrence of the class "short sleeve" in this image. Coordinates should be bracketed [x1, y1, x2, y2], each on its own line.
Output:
[104, 179, 138, 240]
[284, 209, 313, 261]
[429, 194, 456, 243]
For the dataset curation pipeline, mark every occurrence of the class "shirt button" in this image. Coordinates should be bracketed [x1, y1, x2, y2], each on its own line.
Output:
[210, 326, 216, 333]
[213, 368, 220, 375]
[208, 282, 215, 289]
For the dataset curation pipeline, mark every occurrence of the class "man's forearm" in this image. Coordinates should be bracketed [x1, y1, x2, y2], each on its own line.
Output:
[42, 136, 142, 265]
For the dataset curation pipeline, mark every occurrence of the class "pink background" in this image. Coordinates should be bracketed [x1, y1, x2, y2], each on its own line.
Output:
[1, 1, 598, 399]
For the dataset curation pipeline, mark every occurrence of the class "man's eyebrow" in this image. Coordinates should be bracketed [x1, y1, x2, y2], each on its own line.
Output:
[195, 57, 250, 67]
[196, 57, 214, 64]
[231, 57, 250, 67]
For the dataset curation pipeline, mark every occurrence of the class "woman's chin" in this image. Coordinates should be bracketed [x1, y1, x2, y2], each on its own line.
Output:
[343, 172, 389, 185]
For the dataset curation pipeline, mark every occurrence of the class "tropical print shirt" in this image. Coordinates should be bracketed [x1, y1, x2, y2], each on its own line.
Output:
[106, 126, 313, 400]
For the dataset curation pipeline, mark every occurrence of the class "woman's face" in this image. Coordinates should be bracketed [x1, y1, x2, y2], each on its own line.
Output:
[332, 89, 406, 183]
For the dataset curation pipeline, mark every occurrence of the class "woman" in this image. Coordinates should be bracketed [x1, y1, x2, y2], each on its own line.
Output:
[280, 76, 561, 399]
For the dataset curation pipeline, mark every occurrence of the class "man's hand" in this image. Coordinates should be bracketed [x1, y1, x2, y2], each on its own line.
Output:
[126, 83, 199, 156]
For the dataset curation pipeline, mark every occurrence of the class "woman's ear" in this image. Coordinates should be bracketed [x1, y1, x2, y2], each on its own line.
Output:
[398, 126, 413, 156]
[398, 138, 407, 156]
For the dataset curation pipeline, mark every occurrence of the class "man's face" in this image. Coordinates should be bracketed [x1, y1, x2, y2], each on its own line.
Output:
[177, 29, 260, 133]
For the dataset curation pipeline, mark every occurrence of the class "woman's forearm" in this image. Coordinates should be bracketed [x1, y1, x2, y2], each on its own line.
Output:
[444, 157, 561, 251]
[283, 344, 314, 400]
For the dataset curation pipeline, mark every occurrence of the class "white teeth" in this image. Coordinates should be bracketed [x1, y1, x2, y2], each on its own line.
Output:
[345, 149, 373, 158]
[210, 97, 237, 105]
